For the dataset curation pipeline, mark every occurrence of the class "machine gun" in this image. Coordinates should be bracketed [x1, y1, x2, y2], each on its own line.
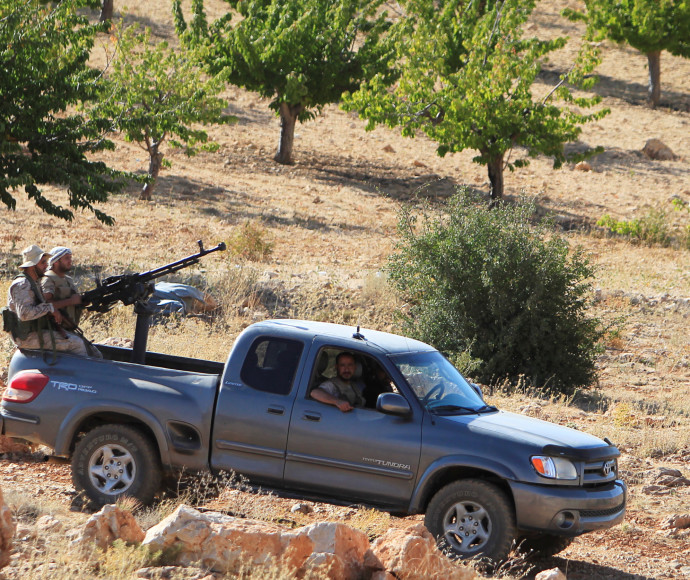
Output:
[82, 241, 226, 363]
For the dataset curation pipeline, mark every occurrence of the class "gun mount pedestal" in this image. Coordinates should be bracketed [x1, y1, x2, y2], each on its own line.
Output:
[132, 301, 154, 364]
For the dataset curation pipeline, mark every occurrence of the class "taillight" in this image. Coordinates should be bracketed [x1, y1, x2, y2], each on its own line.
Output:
[3, 371, 50, 403]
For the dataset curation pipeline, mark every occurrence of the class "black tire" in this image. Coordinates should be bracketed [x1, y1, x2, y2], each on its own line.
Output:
[517, 533, 574, 558]
[72, 424, 162, 507]
[424, 479, 516, 562]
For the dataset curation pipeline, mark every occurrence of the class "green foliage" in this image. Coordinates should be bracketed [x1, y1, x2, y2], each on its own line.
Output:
[174, 0, 395, 162]
[566, 0, 690, 57]
[227, 221, 274, 262]
[387, 190, 603, 393]
[597, 202, 690, 247]
[0, 0, 128, 224]
[564, 0, 690, 106]
[344, 0, 608, 200]
[92, 21, 234, 199]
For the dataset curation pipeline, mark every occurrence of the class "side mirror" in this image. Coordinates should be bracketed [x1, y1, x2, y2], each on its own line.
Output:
[470, 382, 484, 400]
[377, 393, 412, 417]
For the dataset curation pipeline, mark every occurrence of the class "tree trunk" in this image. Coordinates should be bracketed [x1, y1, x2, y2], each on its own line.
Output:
[487, 154, 504, 206]
[140, 147, 163, 201]
[274, 103, 303, 165]
[99, 0, 114, 23]
[646, 51, 661, 109]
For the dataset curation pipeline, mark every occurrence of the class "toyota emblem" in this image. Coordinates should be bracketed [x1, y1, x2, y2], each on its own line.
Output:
[602, 460, 615, 476]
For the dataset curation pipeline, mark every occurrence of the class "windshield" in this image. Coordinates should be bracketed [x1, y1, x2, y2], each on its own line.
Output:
[390, 351, 496, 415]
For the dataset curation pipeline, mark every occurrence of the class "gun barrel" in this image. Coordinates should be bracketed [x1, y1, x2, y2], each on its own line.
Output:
[138, 241, 227, 281]
[82, 241, 226, 312]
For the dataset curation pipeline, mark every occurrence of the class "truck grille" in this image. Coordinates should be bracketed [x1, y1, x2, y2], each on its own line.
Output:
[582, 457, 618, 486]
[580, 502, 625, 518]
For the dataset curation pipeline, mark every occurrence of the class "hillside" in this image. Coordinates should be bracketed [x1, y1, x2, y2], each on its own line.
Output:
[1, 1, 689, 578]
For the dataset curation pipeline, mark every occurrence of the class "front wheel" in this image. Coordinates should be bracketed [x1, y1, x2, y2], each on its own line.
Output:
[424, 479, 516, 562]
[72, 424, 161, 507]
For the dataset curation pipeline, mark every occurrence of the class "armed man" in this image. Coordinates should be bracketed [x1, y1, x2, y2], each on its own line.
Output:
[42, 247, 84, 329]
[3, 245, 95, 357]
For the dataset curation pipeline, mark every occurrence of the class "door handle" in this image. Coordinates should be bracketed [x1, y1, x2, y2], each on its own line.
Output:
[303, 411, 321, 422]
[267, 405, 285, 416]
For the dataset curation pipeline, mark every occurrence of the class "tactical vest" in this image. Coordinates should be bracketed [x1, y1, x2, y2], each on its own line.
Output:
[1, 274, 51, 340]
[43, 271, 82, 326]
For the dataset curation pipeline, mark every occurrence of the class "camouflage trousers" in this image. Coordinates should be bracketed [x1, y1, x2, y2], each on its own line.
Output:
[13, 330, 102, 358]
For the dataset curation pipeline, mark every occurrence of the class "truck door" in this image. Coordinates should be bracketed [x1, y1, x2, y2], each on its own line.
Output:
[284, 348, 422, 509]
[211, 336, 304, 486]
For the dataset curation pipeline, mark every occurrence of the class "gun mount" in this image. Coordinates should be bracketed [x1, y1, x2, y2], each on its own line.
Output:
[83, 241, 226, 363]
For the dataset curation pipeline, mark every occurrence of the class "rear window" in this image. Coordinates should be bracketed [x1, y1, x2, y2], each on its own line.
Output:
[240, 337, 303, 395]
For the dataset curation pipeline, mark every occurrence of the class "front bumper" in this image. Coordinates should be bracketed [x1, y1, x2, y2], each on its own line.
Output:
[510, 479, 627, 535]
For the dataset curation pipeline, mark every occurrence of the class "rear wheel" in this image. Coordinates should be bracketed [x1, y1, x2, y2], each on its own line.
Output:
[72, 424, 161, 507]
[424, 479, 516, 562]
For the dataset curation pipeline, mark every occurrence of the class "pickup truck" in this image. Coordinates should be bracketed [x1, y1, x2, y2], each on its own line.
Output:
[1, 319, 626, 561]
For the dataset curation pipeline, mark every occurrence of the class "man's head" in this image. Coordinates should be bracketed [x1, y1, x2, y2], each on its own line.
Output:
[48, 246, 73, 275]
[19, 245, 51, 278]
[335, 352, 357, 381]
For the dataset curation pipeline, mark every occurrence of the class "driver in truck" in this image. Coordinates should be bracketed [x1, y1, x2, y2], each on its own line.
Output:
[311, 351, 366, 412]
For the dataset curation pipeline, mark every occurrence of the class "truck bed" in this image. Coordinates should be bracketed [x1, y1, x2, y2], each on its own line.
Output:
[98, 345, 225, 375]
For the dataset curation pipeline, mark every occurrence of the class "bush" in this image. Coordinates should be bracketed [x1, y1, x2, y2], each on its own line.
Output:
[387, 190, 603, 393]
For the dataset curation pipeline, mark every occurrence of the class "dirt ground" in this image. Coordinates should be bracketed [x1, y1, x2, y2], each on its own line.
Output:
[1, 1, 689, 578]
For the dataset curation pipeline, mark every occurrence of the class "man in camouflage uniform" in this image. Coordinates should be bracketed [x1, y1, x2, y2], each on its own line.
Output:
[311, 351, 366, 412]
[42, 247, 83, 329]
[5, 245, 89, 356]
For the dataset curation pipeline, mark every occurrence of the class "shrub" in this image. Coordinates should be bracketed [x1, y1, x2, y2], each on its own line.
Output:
[597, 204, 680, 247]
[387, 190, 603, 394]
[227, 221, 274, 262]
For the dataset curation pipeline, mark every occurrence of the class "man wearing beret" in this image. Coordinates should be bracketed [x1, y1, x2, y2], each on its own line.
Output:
[5, 245, 92, 356]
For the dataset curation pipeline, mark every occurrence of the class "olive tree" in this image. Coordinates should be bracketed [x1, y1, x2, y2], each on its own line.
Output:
[344, 0, 607, 201]
[174, 0, 395, 164]
[0, 0, 127, 224]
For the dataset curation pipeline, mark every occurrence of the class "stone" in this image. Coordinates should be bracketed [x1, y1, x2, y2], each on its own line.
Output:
[74, 504, 145, 552]
[535, 568, 567, 580]
[368, 524, 475, 580]
[290, 503, 312, 514]
[574, 161, 592, 171]
[642, 139, 677, 161]
[382, 145, 395, 153]
[299, 522, 370, 580]
[36, 515, 62, 534]
[661, 514, 690, 530]
[142, 505, 313, 574]
[0, 487, 16, 569]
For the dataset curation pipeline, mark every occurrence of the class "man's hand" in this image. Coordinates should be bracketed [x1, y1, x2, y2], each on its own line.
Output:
[51, 310, 63, 325]
[336, 400, 353, 412]
[69, 294, 82, 306]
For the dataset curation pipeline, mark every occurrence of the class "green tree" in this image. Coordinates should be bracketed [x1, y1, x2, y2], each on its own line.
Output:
[93, 22, 233, 200]
[564, 0, 690, 108]
[174, 0, 395, 164]
[387, 191, 603, 393]
[0, 0, 127, 224]
[345, 0, 607, 202]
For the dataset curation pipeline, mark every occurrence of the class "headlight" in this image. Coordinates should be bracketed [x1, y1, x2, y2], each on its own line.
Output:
[531, 456, 578, 480]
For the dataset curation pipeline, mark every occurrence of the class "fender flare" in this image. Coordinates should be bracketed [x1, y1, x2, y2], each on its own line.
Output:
[53, 400, 171, 466]
[408, 454, 519, 513]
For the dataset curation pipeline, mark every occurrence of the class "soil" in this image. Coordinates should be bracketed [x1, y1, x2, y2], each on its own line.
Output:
[1, 1, 689, 579]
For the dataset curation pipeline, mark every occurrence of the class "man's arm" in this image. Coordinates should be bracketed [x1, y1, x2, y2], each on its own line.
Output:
[311, 387, 353, 412]
[40, 278, 82, 310]
[9, 279, 55, 321]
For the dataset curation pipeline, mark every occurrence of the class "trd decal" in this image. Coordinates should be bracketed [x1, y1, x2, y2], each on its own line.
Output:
[51, 381, 97, 394]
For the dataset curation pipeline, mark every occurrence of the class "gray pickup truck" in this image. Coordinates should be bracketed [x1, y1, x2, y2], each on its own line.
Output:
[1, 319, 625, 561]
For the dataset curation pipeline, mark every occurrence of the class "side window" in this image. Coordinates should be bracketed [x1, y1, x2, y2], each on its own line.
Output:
[240, 337, 303, 396]
[309, 347, 400, 409]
